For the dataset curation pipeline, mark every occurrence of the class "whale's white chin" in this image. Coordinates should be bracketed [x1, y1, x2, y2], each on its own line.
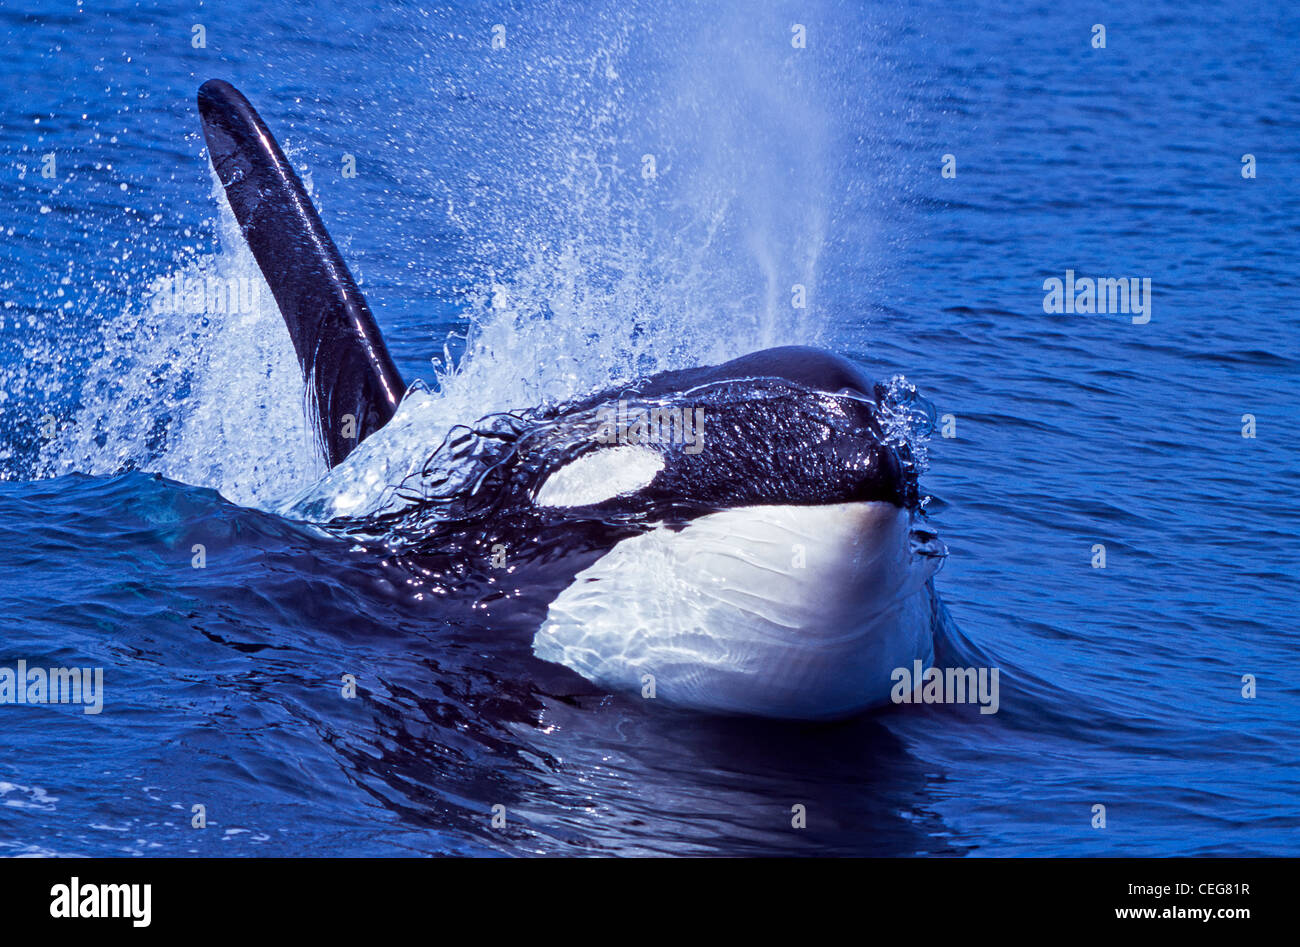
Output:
[532, 501, 942, 720]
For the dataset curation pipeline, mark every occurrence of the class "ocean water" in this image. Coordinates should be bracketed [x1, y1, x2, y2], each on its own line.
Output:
[0, 0, 1297, 856]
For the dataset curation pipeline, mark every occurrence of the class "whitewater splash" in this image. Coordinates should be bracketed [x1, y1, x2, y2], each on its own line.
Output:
[35, 171, 324, 508]
[18, 1, 851, 514]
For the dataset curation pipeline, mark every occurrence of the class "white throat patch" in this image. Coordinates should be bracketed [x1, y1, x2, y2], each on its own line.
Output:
[532, 501, 941, 719]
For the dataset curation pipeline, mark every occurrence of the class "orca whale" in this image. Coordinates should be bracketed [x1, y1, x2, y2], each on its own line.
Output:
[196, 79, 948, 720]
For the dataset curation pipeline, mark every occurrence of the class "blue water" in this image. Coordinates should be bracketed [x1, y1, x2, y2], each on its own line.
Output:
[1, 0, 1297, 856]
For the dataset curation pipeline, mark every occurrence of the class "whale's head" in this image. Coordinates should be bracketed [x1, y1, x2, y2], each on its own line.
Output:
[524, 347, 947, 720]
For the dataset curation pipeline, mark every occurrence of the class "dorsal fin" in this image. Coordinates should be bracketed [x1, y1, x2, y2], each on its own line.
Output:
[196, 79, 405, 468]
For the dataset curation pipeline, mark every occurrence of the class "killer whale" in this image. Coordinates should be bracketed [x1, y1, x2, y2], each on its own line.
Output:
[196, 79, 948, 720]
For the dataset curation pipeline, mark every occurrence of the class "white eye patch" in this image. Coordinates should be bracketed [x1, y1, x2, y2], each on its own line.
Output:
[534, 446, 665, 508]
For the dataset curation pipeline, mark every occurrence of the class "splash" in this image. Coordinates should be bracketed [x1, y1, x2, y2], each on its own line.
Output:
[35, 172, 325, 508]
[422, 4, 835, 407]
[20, 0, 840, 514]
[282, 4, 838, 518]
[874, 373, 936, 503]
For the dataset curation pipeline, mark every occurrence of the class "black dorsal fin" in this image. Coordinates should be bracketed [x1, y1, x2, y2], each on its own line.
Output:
[197, 79, 405, 468]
